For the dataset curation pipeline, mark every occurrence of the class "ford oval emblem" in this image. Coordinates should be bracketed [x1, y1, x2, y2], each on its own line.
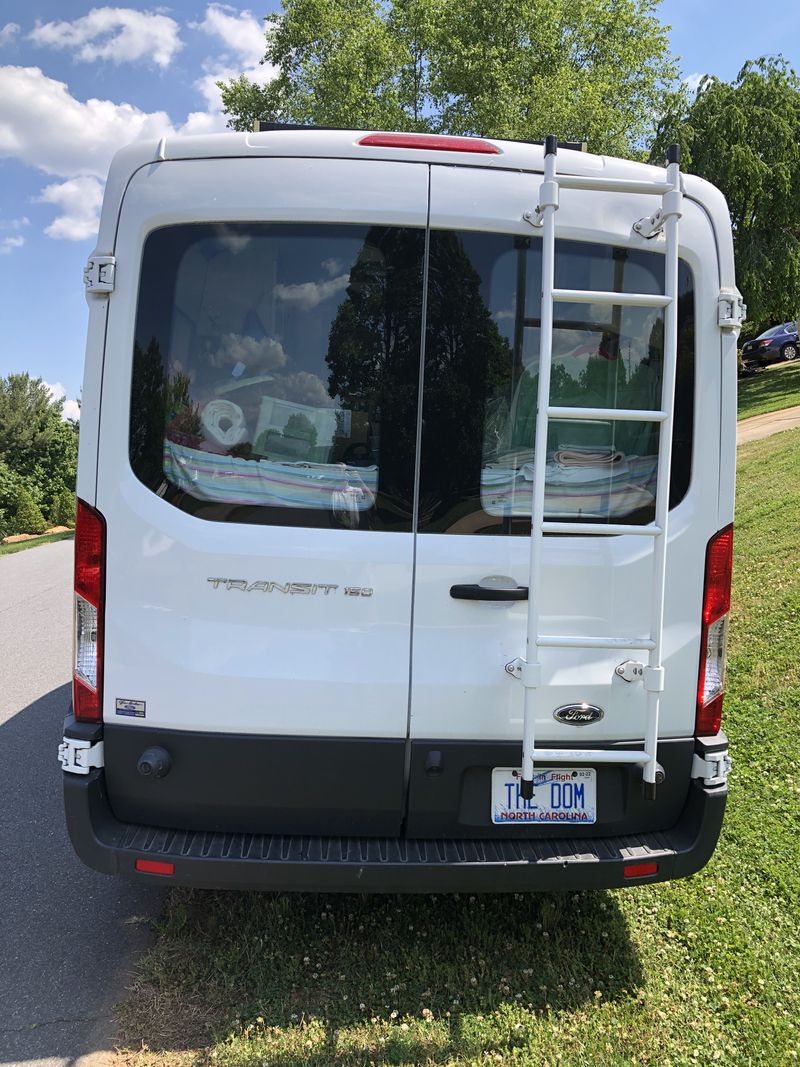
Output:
[553, 703, 604, 726]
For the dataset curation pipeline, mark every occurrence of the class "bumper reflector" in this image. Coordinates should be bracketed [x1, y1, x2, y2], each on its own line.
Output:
[135, 858, 175, 876]
[623, 862, 659, 878]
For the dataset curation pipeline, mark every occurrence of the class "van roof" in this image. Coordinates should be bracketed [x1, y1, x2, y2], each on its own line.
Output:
[141, 128, 649, 175]
[94, 129, 737, 290]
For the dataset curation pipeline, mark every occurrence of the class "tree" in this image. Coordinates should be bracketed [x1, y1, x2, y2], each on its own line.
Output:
[651, 58, 800, 330]
[0, 374, 78, 514]
[0, 457, 21, 539]
[220, 0, 677, 156]
[49, 487, 77, 528]
[12, 485, 47, 536]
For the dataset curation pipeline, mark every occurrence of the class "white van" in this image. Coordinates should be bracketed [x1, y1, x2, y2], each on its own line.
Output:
[60, 129, 740, 891]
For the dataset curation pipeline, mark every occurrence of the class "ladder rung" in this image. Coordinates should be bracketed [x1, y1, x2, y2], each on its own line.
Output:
[552, 288, 671, 308]
[532, 748, 650, 766]
[547, 405, 667, 423]
[537, 635, 655, 651]
[556, 175, 672, 196]
[541, 521, 662, 537]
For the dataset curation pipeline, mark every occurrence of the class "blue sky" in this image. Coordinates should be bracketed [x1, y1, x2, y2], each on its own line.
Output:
[0, 0, 798, 415]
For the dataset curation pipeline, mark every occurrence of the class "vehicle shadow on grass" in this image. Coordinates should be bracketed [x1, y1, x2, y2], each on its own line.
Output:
[738, 360, 800, 418]
[121, 884, 643, 1063]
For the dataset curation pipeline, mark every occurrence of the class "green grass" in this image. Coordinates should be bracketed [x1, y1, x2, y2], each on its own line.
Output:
[119, 431, 800, 1067]
[737, 360, 800, 420]
[0, 530, 74, 555]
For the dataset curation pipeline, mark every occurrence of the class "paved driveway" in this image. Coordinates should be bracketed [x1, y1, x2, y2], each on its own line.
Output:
[737, 403, 800, 445]
[0, 541, 163, 1067]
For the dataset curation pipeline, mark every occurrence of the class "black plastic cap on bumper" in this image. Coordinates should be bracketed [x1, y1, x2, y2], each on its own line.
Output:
[63, 770, 727, 893]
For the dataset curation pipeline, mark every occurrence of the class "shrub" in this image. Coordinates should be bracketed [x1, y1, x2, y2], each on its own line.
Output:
[49, 487, 76, 527]
[0, 458, 20, 538]
[13, 485, 47, 535]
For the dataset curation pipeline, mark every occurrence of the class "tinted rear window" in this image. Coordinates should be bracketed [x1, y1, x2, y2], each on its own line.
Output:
[129, 223, 425, 531]
[417, 232, 694, 534]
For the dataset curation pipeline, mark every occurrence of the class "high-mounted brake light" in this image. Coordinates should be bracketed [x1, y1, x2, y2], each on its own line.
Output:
[73, 499, 106, 723]
[358, 132, 501, 155]
[696, 525, 733, 735]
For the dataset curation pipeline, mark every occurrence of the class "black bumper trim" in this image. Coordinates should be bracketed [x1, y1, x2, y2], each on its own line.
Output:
[63, 770, 726, 892]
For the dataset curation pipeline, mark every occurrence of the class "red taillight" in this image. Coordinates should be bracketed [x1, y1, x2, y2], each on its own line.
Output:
[696, 525, 733, 735]
[135, 859, 175, 876]
[623, 862, 659, 878]
[358, 132, 501, 154]
[73, 499, 106, 723]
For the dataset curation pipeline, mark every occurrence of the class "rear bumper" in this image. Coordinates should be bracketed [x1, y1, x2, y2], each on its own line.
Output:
[63, 769, 727, 893]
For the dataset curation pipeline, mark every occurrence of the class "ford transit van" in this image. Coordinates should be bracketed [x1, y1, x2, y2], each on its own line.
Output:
[60, 130, 740, 891]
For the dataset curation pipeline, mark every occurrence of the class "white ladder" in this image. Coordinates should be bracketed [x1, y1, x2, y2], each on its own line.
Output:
[517, 136, 683, 801]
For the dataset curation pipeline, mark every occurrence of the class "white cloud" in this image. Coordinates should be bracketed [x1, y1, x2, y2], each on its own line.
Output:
[30, 8, 182, 69]
[37, 177, 105, 241]
[192, 4, 266, 68]
[268, 371, 333, 408]
[0, 6, 278, 242]
[0, 235, 25, 254]
[210, 333, 288, 370]
[274, 275, 350, 311]
[0, 65, 232, 237]
[44, 382, 81, 421]
[0, 22, 20, 47]
[683, 72, 705, 96]
[191, 4, 275, 114]
[0, 65, 177, 179]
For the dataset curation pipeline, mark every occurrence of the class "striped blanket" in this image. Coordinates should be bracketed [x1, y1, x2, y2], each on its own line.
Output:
[482, 454, 658, 518]
[164, 439, 378, 511]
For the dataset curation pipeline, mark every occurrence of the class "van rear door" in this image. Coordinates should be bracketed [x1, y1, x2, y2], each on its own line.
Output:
[406, 163, 721, 837]
[95, 157, 428, 835]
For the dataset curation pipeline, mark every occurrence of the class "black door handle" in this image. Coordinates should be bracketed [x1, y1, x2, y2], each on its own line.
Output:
[450, 583, 529, 601]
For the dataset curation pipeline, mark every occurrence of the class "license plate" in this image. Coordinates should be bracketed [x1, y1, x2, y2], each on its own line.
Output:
[491, 767, 597, 825]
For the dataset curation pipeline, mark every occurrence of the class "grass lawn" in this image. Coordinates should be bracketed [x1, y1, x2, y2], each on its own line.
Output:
[0, 530, 74, 556]
[737, 360, 800, 420]
[118, 431, 800, 1067]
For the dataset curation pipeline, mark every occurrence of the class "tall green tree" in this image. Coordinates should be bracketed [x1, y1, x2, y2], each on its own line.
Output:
[651, 58, 800, 330]
[220, 0, 677, 156]
[0, 374, 79, 514]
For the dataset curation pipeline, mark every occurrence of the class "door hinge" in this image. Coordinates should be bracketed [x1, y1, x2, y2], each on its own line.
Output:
[718, 288, 746, 330]
[83, 255, 115, 294]
[691, 750, 732, 787]
[58, 736, 105, 775]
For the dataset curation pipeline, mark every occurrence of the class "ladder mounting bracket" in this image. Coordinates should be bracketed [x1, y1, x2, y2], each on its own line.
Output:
[505, 657, 523, 679]
[614, 659, 644, 683]
[505, 658, 541, 687]
[523, 209, 544, 229]
[633, 209, 664, 239]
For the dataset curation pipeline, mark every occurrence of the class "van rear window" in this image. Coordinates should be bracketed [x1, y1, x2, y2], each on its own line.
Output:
[417, 233, 694, 534]
[129, 223, 425, 531]
[129, 224, 693, 534]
